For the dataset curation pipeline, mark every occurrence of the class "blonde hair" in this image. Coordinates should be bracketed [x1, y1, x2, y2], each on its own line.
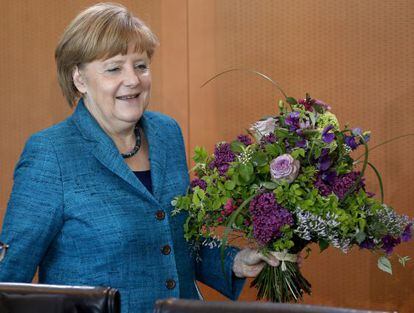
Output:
[55, 2, 159, 107]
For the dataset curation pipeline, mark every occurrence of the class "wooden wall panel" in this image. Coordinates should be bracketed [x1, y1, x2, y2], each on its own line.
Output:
[188, 0, 414, 312]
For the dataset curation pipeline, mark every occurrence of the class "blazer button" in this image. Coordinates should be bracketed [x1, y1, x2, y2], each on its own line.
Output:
[156, 210, 165, 220]
[165, 279, 176, 290]
[161, 245, 171, 255]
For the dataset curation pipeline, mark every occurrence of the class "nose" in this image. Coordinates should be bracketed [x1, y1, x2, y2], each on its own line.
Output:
[123, 66, 140, 88]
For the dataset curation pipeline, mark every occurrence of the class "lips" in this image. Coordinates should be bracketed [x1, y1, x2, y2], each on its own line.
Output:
[116, 93, 140, 100]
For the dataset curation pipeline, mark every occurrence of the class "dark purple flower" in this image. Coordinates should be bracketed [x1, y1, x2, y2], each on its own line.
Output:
[249, 193, 293, 246]
[209, 143, 235, 176]
[298, 98, 314, 112]
[382, 235, 401, 255]
[359, 238, 375, 250]
[259, 133, 277, 149]
[315, 171, 364, 199]
[401, 223, 412, 242]
[237, 134, 253, 146]
[285, 111, 300, 131]
[318, 148, 332, 171]
[332, 171, 365, 200]
[322, 125, 335, 143]
[190, 178, 207, 191]
[344, 135, 359, 150]
[314, 175, 332, 197]
[321, 170, 337, 185]
[296, 139, 308, 148]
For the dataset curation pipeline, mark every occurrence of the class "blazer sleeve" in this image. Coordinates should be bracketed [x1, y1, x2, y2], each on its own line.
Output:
[195, 245, 246, 300]
[0, 133, 64, 282]
[170, 119, 246, 300]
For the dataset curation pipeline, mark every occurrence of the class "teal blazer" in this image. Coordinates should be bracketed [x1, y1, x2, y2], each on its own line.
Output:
[0, 100, 244, 313]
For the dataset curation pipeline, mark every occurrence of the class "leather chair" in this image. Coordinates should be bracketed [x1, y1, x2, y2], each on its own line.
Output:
[0, 283, 120, 313]
[154, 298, 395, 313]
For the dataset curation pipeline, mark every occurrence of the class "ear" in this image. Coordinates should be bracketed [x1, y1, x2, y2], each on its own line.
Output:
[72, 66, 87, 94]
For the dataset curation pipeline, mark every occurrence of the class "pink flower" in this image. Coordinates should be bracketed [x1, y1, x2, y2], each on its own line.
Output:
[270, 154, 300, 183]
[217, 216, 224, 223]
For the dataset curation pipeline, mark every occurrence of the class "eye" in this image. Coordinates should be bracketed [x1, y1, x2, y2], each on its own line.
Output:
[135, 63, 149, 71]
[107, 67, 120, 73]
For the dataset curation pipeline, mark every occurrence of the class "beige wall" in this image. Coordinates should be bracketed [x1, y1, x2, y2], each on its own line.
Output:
[1, 0, 413, 312]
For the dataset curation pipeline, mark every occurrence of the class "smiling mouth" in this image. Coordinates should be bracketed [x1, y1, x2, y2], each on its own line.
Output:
[116, 93, 140, 100]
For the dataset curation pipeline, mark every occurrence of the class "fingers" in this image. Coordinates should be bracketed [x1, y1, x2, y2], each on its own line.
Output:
[242, 262, 266, 277]
[258, 253, 279, 267]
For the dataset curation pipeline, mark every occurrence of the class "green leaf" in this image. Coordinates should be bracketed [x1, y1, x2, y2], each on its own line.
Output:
[275, 128, 289, 139]
[193, 146, 208, 163]
[286, 97, 298, 105]
[235, 214, 244, 227]
[239, 163, 254, 182]
[251, 151, 268, 166]
[355, 230, 366, 244]
[265, 144, 282, 156]
[378, 256, 392, 275]
[230, 140, 244, 153]
[262, 181, 278, 190]
[308, 112, 316, 127]
[318, 239, 329, 252]
[398, 256, 411, 267]
[224, 180, 236, 190]
[291, 148, 305, 159]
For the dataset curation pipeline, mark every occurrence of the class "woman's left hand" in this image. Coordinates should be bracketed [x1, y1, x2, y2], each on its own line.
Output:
[232, 248, 280, 278]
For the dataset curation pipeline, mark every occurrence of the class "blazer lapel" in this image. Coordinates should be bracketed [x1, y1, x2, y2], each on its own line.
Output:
[140, 113, 167, 202]
[72, 99, 160, 204]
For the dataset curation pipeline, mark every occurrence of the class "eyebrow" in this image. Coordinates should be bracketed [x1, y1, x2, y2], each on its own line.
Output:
[104, 57, 148, 65]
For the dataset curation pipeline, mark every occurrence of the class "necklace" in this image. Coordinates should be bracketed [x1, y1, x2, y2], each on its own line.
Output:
[121, 125, 142, 159]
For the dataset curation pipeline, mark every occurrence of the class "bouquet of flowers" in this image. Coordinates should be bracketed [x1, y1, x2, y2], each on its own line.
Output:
[172, 72, 413, 302]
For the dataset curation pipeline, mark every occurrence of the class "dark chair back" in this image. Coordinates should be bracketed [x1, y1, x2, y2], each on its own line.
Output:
[154, 298, 396, 313]
[0, 283, 120, 313]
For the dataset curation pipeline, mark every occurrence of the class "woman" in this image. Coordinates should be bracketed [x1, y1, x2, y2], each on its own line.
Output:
[0, 3, 279, 313]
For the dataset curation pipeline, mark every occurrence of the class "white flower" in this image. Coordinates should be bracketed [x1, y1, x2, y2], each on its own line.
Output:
[250, 117, 277, 141]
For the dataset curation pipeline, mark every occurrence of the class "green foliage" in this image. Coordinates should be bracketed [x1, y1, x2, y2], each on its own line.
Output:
[172, 91, 412, 295]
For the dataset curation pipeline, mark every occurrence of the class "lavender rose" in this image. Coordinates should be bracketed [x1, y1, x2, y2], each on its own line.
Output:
[250, 117, 277, 141]
[270, 154, 300, 183]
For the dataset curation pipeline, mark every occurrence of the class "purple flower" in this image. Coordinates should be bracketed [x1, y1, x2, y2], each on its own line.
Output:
[314, 175, 332, 196]
[352, 128, 362, 136]
[249, 193, 293, 245]
[332, 171, 365, 200]
[359, 238, 375, 250]
[401, 223, 412, 242]
[237, 134, 253, 146]
[344, 135, 359, 150]
[318, 148, 332, 172]
[285, 111, 300, 131]
[260, 133, 277, 146]
[209, 143, 235, 176]
[190, 178, 207, 191]
[270, 154, 300, 183]
[322, 125, 335, 143]
[296, 139, 308, 148]
[314, 99, 331, 111]
[315, 171, 365, 199]
[382, 235, 401, 255]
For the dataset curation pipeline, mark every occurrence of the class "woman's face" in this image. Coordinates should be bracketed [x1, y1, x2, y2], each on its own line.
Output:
[73, 44, 152, 132]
